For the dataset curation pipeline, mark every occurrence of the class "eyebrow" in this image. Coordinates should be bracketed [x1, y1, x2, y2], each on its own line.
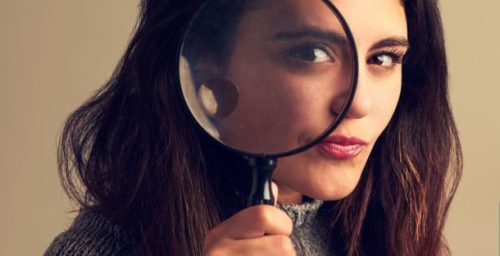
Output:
[369, 37, 409, 51]
[271, 26, 347, 46]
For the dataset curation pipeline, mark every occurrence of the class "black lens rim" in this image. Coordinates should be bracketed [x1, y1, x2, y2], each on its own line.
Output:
[176, 0, 359, 159]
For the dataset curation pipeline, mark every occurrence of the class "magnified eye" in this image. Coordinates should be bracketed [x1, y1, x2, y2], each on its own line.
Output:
[287, 44, 333, 63]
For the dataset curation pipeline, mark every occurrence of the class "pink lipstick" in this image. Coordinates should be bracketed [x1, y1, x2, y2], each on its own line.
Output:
[318, 135, 367, 159]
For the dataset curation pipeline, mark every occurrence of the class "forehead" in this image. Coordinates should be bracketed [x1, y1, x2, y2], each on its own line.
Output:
[237, 0, 349, 38]
[241, 0, 407, 38]
[250, 0, 342, 24]
[331, 0, 408, 43]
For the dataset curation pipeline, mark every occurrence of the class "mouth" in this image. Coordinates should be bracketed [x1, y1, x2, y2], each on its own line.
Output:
[317, 135, 367, 159]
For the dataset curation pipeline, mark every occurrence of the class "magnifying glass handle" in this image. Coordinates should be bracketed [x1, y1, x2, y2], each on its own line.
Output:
[246, 157, 277, 206]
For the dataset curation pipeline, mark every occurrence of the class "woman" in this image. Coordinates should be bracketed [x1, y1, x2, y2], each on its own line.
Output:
[45, 0, 462, 255]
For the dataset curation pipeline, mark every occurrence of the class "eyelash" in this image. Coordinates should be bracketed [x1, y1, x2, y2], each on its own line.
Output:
[282, 44, 407, 73]
[367, 49, 407, 69]
[285, 43, 334, 64]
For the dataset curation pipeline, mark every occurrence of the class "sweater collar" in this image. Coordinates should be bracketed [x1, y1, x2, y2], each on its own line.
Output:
[278, 199, 324, 226]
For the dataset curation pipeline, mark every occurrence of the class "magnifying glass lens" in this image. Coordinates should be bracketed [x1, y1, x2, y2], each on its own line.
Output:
[179, 0, 356, 157]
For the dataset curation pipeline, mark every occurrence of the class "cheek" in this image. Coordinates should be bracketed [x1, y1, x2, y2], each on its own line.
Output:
[372, 75, 402, 129]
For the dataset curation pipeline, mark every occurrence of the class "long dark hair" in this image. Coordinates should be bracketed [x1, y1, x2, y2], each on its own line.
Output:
[58, 0, 462, 255]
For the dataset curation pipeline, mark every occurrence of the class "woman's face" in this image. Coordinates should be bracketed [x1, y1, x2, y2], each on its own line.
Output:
[219, 0, 408, 202]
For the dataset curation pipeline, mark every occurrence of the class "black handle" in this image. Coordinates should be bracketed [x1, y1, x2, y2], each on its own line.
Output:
[246, 157, 277, 206]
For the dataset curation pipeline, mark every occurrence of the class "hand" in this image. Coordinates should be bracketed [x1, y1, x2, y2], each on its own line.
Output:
[203, 182, 295, 256]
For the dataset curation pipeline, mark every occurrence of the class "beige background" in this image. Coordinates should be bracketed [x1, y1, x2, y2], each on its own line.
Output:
[0, 1, 498, 255]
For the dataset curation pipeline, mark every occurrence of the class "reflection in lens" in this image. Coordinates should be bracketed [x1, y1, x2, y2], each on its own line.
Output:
[198, 78, 239, 118]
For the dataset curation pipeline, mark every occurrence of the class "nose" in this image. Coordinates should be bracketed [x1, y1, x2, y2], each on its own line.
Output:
[331, 67, 372, 119]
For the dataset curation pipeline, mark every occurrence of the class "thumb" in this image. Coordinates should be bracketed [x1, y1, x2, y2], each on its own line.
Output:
[271, 181, 279, 206]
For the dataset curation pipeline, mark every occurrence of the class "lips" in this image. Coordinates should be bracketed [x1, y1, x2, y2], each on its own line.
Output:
[318, 135, 367, 159]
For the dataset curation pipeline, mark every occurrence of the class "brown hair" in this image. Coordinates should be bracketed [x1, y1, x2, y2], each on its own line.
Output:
[58, 0, 461, 255]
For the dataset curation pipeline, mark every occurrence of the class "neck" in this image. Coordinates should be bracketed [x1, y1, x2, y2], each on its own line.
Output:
[276, 183, 303, 204]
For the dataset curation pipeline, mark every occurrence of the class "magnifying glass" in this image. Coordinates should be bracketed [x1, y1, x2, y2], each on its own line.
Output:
[178, 0, 358, 206]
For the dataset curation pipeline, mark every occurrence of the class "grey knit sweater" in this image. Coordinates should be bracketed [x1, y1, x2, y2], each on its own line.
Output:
[278, 200, 332, 255]
[45, 201, 331, 255]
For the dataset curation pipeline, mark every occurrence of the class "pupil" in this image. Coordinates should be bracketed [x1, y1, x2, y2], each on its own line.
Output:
[298, 48, 317, 61]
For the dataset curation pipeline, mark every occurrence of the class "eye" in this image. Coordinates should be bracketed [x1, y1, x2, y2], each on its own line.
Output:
[368, 51, 405, 69]
[286, 44, 333, 63]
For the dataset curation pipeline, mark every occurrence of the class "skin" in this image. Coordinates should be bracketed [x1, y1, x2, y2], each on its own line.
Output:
[203, 0, 408, 254]
[273, 0, 408, 203]
[219, 0, 353, 155]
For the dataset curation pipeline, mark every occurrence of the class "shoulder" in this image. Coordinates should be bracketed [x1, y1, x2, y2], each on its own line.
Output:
[44, 210, 142, 256]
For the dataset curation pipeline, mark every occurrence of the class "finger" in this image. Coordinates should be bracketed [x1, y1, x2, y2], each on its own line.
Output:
[233, 235, 296, 256]
[205, 235, 296, 256]
[209, 205, 293, 240]
[271, 181, 279, 206]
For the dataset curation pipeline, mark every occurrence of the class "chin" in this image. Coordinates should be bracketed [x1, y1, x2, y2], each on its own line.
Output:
[273, 164, 366, 203]
[273, 149, 370, 202]
[304, 181, 359, 201]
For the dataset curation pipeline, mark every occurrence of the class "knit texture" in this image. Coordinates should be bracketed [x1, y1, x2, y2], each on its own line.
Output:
[45, 202, 332, 255]
[278, 200, 333, 256]
[44, 211, 138, 256]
